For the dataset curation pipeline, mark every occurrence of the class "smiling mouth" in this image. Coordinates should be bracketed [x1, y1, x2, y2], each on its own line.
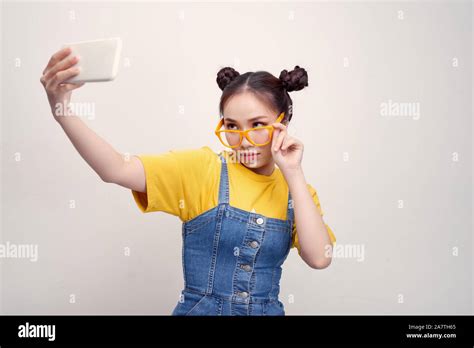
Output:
[240, 153, 260, 161]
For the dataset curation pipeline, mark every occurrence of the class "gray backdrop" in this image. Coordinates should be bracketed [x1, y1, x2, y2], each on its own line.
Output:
[1, 0, 472, 314]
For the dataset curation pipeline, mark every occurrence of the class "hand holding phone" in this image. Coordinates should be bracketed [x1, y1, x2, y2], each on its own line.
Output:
[40, 46, 84, 118]
[62, 37, 122, 83]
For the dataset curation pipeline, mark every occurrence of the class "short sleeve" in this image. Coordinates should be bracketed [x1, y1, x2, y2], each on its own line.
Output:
[131, 146, 216, 221]
[291, 184, 336, 255]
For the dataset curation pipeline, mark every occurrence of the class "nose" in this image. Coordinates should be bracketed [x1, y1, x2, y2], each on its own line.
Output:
[240, 136, 252, 148]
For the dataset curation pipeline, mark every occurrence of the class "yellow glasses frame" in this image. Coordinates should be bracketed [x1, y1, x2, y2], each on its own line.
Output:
[215, 112, 285, 148]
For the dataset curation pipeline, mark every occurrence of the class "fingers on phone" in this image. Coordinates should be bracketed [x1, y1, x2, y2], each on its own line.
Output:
[49, 67, 80, 89]
[43, 46, 71, 75]
[45, 55, 78, 80]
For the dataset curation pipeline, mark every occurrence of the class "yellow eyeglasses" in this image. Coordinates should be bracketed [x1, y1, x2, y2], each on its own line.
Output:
[215, 112, 285, 148]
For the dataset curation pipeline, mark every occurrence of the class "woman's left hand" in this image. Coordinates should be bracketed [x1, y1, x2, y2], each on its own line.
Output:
[270, 122, 304, 174]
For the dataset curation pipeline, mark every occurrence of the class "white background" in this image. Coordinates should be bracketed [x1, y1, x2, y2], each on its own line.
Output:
[1, 0, 472, 314]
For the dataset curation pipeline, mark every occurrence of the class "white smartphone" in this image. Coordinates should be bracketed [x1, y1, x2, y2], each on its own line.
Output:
[61, 37, 122, 83]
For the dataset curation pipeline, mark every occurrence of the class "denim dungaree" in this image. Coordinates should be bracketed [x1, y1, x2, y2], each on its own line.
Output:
[172, 153, 294, 316]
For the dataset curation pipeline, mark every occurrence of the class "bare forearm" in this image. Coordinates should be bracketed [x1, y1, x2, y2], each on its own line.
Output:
[55, 114, 124, 182]
[284, 167, 332, 268]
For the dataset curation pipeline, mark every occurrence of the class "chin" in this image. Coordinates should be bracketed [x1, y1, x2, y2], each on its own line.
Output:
[241, 161, 259, 169]
[241, 155, 268, 168]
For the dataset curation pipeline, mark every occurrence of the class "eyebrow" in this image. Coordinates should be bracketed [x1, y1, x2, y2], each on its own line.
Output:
[224, 116, 268, 123]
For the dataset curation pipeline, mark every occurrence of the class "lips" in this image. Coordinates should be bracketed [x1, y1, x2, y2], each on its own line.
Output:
[240, 152, 260, 161]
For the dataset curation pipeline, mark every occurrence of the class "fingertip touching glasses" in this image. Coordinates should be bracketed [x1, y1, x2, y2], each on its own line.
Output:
[215, 112, 285, 148]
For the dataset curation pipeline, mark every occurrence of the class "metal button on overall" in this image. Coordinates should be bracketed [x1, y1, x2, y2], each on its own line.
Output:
[249, 241, 259, 248]
[238, 291, 249, 298]
[172, 152, 294, 316]
[240, 264, 252, 272]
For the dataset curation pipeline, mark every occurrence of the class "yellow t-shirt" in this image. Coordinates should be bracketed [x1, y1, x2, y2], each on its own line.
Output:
[131, 146, 336, 255]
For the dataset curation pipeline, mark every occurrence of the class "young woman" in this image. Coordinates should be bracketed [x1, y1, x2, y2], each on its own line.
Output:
[40, 47, 336, 316]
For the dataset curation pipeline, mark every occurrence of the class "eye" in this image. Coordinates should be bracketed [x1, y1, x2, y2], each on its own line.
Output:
[253, 122, 266, 127]
[225, 123, 238, 130]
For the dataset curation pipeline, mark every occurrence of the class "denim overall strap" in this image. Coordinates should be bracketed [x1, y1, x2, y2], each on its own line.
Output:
[218, 153, 229, 204]
[200, 152, 228, 295]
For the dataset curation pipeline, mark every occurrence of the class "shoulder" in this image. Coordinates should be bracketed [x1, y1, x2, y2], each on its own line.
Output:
[174, 145, 222, 174]
[166, 145, 217, 158]
[152, 145, 219, 165]
[135, 146, 221, 177]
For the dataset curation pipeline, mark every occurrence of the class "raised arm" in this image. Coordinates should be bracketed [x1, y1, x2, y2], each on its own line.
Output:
[40, 46, 146, 193]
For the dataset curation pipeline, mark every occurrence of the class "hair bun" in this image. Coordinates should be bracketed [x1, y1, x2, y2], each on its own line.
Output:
[216, 67, 240, 91]
[279, 65, 308, 92]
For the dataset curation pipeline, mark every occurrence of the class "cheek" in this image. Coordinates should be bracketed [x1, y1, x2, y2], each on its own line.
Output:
[259, 144, 272, 158]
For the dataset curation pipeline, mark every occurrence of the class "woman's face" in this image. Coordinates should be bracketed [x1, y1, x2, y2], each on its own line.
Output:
[222, 91, 284, 171]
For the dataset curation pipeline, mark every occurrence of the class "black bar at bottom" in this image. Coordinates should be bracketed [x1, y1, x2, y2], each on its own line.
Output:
[0, 315, 472, 346]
